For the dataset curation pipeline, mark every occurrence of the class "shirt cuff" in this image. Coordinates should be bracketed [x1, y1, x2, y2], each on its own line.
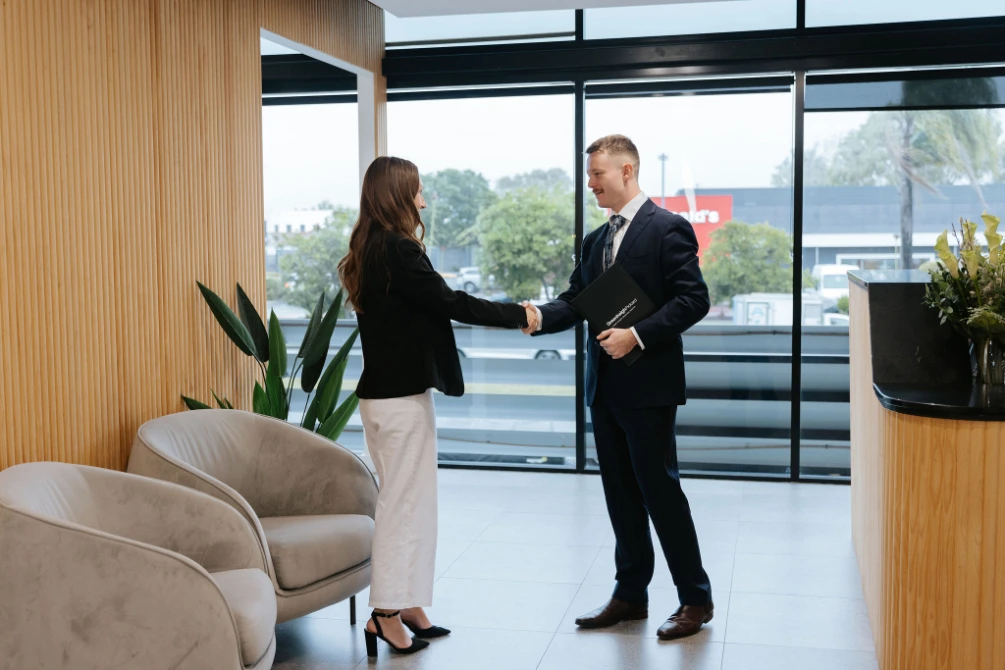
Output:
[630, 326, 644, 350]
[533, 306, 543, 332]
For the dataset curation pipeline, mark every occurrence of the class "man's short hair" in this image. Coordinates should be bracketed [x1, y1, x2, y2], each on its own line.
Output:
[586, 134, 640, 177]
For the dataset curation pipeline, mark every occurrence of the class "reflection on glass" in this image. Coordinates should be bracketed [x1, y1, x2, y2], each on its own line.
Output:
[385, 94, 577, 467]
[807, 0, 1004, 27]
[586, 90, 796, 475]
[801, 103, 1005, 476]
[584, 0, 795, 40]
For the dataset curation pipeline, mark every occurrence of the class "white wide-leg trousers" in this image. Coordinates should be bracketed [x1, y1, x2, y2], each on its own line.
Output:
[359, 389, 438, 609]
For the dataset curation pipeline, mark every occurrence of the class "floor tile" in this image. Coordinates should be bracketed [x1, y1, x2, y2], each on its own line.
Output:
[725, 592, 874, 651]
[721, 643, 878, 670]
[424, 578, 581, 632]
[437, 508, 502, 541]
[352, 627, 553, 670]
[731, 553, 863, 599]
[736, 521, 855, 557]
[538, 631, 724, 670]
[738, 493, 851, 525]
[476, 511, 612, 546]
[273, 616, 367, 668]
[443, 541, 601, 584]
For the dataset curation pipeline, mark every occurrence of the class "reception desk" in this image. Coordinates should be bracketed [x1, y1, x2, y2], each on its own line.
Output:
[849, 271, 1005, 670]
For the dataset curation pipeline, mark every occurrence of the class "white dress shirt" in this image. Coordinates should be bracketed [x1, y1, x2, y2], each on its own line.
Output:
[533, 191, 649, 351]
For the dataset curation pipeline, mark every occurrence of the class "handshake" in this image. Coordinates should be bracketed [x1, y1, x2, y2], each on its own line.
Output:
[520, 301, 540, 335]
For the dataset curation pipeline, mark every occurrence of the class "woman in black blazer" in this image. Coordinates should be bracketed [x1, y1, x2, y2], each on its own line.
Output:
[338, 156, 535, 657]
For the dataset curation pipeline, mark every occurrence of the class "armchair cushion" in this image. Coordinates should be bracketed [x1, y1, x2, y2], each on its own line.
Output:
[210, 569, 276, 666]
[260, 514, 374, 590]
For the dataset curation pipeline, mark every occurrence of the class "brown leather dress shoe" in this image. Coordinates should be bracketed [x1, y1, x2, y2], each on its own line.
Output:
[574, 597, 648, 629]
[656, 602, 714, 640]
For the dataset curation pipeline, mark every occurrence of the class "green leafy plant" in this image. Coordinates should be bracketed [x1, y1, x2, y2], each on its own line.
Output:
[924, 215, 1005, 386]
[183, 283, 359, 441]
[923, 214, 1005, 344]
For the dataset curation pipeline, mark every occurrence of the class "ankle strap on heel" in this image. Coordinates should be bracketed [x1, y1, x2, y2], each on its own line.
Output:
[372, 610, 401, 618]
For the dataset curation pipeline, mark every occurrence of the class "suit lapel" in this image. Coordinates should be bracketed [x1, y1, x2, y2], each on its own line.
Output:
[615, 198, 655, 263]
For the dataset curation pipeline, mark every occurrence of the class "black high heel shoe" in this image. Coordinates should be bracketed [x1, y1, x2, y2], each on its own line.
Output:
[364, 610, 430, 657]
[403, 619, 452, 639]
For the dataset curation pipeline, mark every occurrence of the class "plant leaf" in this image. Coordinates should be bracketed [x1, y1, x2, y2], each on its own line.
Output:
[265, 365, 287, 419]
[253, 382, 271, 416]
[301, 395, 320, 430]
[317, 358, 347, 421]
[236, 283, 270, 363]
[301, 289, 344, 367]
[317, 392, 359, 441]
[197, 282, 257, 357]
[297, 292, 326, 359]
[210, 390, 232, 410]
[268, 311, 287, 379]
[305, 326, 357, 395]
[182, 395, 211, 410]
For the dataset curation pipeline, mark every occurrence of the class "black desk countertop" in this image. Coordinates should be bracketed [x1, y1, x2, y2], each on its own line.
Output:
[850, 270, 1005, 422]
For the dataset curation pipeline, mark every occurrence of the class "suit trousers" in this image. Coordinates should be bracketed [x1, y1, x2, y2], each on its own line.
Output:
[359, 389, 438, 609]
[590, 363, 712, 607]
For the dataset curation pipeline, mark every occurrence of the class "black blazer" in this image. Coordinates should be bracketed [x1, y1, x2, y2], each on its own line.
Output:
[536, 199, 710, 408]
[355, 233, 528, 400]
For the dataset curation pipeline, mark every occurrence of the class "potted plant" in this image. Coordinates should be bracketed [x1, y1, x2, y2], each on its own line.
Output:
[183, 282, 359, 441]
[923, 214, 1005, 387]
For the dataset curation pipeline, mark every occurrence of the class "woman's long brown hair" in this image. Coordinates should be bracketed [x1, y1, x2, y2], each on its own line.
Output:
[338, 156, 426, 313]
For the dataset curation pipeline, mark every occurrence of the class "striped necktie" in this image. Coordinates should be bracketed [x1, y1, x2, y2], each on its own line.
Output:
[603, 214, 627, 271]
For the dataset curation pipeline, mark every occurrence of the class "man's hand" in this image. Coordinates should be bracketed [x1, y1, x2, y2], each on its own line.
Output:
[521, 302, 539, 334]
[597, 328, 638, 359]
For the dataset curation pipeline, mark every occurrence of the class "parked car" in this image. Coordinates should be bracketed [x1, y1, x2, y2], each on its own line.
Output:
[455, 346, 575, 361]
[457, 266, 481, 293]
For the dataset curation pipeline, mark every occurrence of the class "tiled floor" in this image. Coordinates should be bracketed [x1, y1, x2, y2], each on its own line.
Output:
[273, 469, 878, 670]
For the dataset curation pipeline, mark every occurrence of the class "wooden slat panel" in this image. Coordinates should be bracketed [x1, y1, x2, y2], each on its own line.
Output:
[0, 0, 383, 471]
[851, 284, 1005, 669]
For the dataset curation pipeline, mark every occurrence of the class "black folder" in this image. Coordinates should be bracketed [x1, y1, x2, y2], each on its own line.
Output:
[571, 263, 656, 367]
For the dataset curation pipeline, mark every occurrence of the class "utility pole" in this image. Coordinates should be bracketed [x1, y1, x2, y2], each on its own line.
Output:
[657, 153, 668, 206]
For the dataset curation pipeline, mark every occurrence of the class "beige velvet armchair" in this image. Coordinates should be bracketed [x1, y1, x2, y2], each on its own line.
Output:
[127, 409, 378, 624]
[0, 462, 277, 670]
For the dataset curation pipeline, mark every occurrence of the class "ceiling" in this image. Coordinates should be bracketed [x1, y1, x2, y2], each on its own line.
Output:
[372, 0, 730, 18]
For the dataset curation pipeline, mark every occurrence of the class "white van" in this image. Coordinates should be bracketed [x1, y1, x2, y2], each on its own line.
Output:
[811, 264, 859, 301]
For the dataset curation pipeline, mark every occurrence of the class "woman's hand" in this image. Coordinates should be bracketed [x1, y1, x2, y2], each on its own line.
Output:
[522, 302, 540, 334]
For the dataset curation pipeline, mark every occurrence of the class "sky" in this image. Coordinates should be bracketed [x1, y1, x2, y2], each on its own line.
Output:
[262, 92, 874, 217]
[260, 0, 1005, 217]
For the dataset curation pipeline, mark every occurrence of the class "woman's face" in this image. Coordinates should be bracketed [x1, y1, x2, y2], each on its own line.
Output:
[414, 181, 427, 211]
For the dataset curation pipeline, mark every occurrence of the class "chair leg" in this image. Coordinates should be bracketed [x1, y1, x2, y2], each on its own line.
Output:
[350, 595, 356, 625]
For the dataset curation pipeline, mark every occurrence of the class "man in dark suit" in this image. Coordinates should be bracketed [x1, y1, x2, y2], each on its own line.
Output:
[525, 135, 713, 640]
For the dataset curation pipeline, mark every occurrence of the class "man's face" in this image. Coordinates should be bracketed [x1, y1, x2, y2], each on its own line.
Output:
[587, 151, 631, 210]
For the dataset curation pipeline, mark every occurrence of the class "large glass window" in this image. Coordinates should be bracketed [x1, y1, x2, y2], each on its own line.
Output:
[800, 68, 1005, 476]
[807, 0, 1005, 27]
[586, 84, 796, 475]
[584, 1, 795, 40]
[262, 99, 362, 446]
[387, 93, 576, 467]
[386, 10, 574, 48]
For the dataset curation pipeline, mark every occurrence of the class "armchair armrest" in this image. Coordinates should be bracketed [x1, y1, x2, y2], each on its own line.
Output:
[0, 506, 245, 669]
[89, 468, 267, 574]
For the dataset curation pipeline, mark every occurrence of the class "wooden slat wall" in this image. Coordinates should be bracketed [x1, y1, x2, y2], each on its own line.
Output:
[848, 283, 887, 659]
[850, 283, 1005, 669]
[0, 0, 384, 471]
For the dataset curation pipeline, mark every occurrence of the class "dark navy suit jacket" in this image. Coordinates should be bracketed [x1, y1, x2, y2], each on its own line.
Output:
[535, 198, 710, 408]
